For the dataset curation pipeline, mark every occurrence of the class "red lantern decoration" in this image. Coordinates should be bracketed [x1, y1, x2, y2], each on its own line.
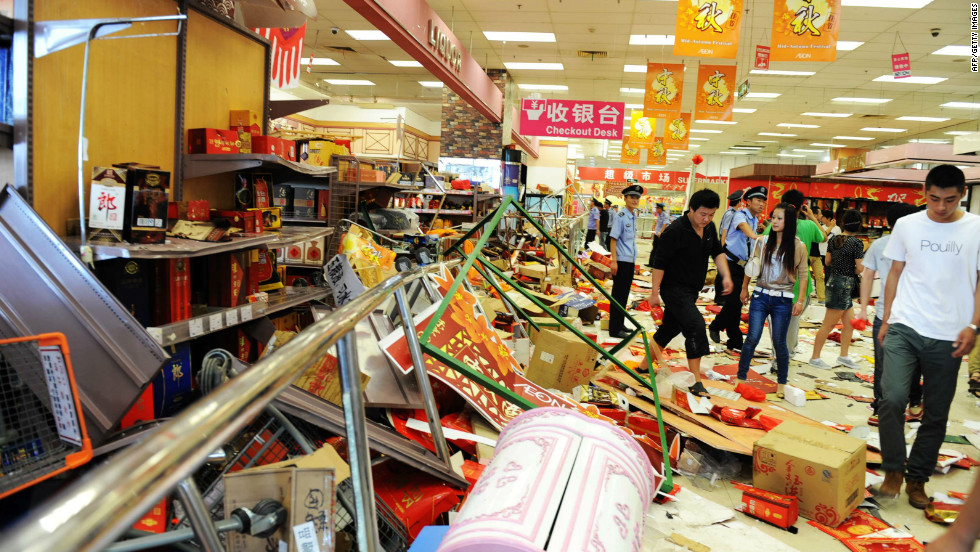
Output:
[691, 154, 704, 165]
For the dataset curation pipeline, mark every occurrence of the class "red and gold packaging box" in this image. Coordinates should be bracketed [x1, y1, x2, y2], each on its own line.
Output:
[187, 200, 210, 221]
[119, 384, 155, 430]
[245, 249, 261, 298]
[132, 498, 168, 534]
[187, 128, 240, 154]
[229, 109, 262, 136]
[739, 485, 799, 530]
[154, 258, 192, 324]
[249, 207, 282, 230]
[316, 190, 329, 220]
[210, 209, 262, 233]
[208, 252, 249, 307]
[251, 173, 271, 208]
[281, 138, 296, 161]
[251, 136, 280, 156]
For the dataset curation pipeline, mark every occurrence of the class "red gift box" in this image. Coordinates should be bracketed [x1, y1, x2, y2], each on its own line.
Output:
[251, 135, 280, 156]
[280, 138, 296, 161]
[737, 483, 799, 530]
[187, 128, 240, 154]
[187, 200, 210, 221]
[210, 209, 261, 233]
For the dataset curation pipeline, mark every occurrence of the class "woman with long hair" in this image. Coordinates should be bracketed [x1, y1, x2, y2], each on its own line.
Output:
[809, 209, 866, 370]
[737, 203, 808, 397]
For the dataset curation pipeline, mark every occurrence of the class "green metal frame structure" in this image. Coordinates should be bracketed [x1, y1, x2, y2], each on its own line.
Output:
[418, 196, 674, 492]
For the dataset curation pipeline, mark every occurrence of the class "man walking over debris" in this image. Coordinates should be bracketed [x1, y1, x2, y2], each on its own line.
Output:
[608, 184, 645, 339]
[876, 165, 980, 509]
[586, 198, 601, 247]
[649, 189, 733, 397]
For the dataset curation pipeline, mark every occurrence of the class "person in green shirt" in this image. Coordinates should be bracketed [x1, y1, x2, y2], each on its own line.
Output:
[762, 189, 827, 354]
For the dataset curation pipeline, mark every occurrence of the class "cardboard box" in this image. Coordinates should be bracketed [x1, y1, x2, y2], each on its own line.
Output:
[753, 421, 865, 527]
[224, 445, 349, 552]
[517, 263, 550, 281]
[740, 486, 799, 530]
[293, 186, 317, 218]
[272, 183, 293, 214]
[229, 109, 262, 136]
[525, 329, 598, 392]
[188, 128, 240, 154]
[251, 135, 280, 156]
[281, 139, 296, 161]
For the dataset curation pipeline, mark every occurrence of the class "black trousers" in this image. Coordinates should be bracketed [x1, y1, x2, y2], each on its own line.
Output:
[647, 234, 660, 268]
[709, 260, 745, 348]
[585, 229, 597, 245]
[609, 261, 635, 334]
[654, 285, 711, 359]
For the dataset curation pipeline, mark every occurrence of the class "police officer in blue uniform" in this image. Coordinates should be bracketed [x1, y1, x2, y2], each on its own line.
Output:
[608, 184, 644, 339]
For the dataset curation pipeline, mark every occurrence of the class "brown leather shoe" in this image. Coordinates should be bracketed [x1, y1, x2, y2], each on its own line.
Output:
[906, 479, 931, 509]
[878, 471, 903, 498]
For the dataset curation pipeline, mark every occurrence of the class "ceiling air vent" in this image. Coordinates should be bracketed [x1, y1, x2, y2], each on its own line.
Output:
[578, 50, 608, 60]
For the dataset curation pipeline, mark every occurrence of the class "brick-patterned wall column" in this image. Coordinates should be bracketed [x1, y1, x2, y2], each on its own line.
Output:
[440, 69, 507, 158]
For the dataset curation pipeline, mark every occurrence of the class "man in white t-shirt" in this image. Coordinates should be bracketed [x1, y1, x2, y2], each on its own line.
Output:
[876, 165, 980, 509]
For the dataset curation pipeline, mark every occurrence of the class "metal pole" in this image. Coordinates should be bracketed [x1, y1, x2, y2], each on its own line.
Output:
[107, 519, 243, 552]
[175, 478, 223, 552]
[336, 334, 380, 552]
[394, 288, 452, 468]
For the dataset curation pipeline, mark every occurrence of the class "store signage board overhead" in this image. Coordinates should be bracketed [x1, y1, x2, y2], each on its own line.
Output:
[643, 63, 686, 118]
[673, 0, 745, 59]
[892, 52, 911, 78]
[520, 99, 625, 139]
[754, 45, 770, 69]
[344, 0, 503, 122]
[695, 64, 737, 121]
[577, 167, 728, 190]
[770, 0, 841, 62]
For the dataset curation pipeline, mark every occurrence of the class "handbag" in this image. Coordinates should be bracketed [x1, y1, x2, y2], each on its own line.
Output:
[744, 237, 763, 278]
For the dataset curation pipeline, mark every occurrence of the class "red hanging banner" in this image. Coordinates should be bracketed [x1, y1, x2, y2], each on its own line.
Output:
[892, 52, 911, 78]
[755, 45, 771, 69]
[253, 23, 307, 89]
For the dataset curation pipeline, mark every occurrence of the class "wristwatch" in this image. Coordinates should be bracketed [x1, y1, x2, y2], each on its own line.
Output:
[969, 323, 980, 335]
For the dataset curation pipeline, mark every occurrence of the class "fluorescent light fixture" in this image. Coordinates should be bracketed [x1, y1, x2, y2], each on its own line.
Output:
[745, 92, 781, 98]
[690, 129, 723, 134]
[793, 149, 825, 152]
[749, 69, 816, 76]
[941, 101, 980, 109]
[345, 30, 389, 40]
[908, 139, 951, 144]
[933, 45, 971, 56]
[750, 140, 779, 143]
[689, 137, 710, 141]
[720, 151, 751, 155]
[946, 130, 977, 135]
[860, 127, 907, 132]
[802, 112, 852, 117]
[694, 120, 738, 125]
[873, 75, 947, 84]
[777, 123, 820, 128]
[759, 132, 796, 137]
[836, 41, 864, 51]
[388, 60, 422, 67]
[833, 135, 875, 140]
[842, 0, 932, 7]
[629, 34, 675, 45]
[419, 81, 443, 88]
[620, 87, 645, 94]
[484, 31, 556, 42]
[777, 153, 806, 158]
[624, 65, 647, 73]
[896, 116, 950, 122]
[517, 84, 568, 91]
[733, 108, 757, 113]
[688, 144, 702, 148]
[624, 103, 644, 109]
[505, 62, 564, 70]
[832, 97, 892, 104]
[309, 57, 340, 66]
[325, 79, 375, 85]
[730, 146, 764, 150]
[811, 142, 846, 147]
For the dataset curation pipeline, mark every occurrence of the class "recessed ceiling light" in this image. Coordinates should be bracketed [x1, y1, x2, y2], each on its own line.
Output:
[345, 30, 389, 41]
[940, 101, 980, 109]
[832, 97, 892, 104]
[720, 151, 751, 155]
[933, 45, 971, 56]
[777, 153, 806, 158]
[730, 146, 764, 150]
[419, 81, 443, 88]
[694, 120, 738, 125]
[620, 87, 645, 94]
[778, 123, 820, 128]
[759, 132, 796, 137]
[861, 127, 907, 132]
[793, 149, 825, 153]
[505, 62, 564, 70]
[629, 35, 675, 45]
[309, 57, 340, 66]
[873, 75, 947, 84]
[733, 108, 757, 113]
[750, 140, 779, 143]
[688, 144, 702, 148]
[836, 41, 864, 51]
[749, 69, 816, 76]
[833, 135, 875, 140]
[517, 84, 568, 91]
[325, 79, 375, 85]
[690, 129, 723, 134]
[945, 130, 977, 135]
[745, 92, 781, 98]
[896, 116, 950, 122]
[842, 0, 933, 7]
[624, 65, 647, 73]
[908, 138, 951, 144]
[689, 137, 711, 141]
[388, 60, 422, 67]
[484, 31, 556, 42]
[811, 143, 846, 147]
[802, 112, 852, 117]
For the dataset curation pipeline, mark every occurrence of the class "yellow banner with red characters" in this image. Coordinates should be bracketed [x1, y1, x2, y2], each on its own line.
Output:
[694, 64, 736, 122]
[674, 0, 744, 59]
[620, 135, 641, 164]
[771, 0, 841, 62]
[643, 63, 686, 118]
[663, 113, 691, 151]
[628, 111, 656, 149]
[648, 139, 667, 166]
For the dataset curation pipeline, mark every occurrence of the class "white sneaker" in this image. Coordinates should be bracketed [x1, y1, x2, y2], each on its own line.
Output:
[837, 356, 862, 369]
[808, 358, 834, 370]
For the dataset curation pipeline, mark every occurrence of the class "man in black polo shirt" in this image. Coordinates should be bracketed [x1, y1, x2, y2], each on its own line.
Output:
[649, 189, 732, 397]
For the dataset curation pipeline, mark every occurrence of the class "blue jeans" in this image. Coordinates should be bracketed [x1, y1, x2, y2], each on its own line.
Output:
[738, 289, 794, 384]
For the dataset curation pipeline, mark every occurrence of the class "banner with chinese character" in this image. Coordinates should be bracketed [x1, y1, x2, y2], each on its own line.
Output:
[643, 63, 686, 118]
[253, 23, 306, 89]
[577, 167, 712, 191]
[664, 113, 691, 151]
[620, 135, 641, 164]
[892, 52, 910, 78]
[694, 64, 736, 122]
[628, 111, 656, 149]
[519, 99, 624, 139]
[770, 0, 841, 62]
[648, 139, 667, 166]
[674, 0, 744, 59]
[755, 45, 771, 69]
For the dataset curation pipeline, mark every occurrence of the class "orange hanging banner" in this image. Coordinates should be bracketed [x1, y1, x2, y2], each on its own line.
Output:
[694, 64, 736, 122]
[648, 139, 667, 166]
[663, 113, 691, 151]
[673, 0, 745, 59]
[620, 135, 642, 165]
[643, 63, 686, 118]
[628, 111, 656, 149]
[771, 0, 841, 62]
